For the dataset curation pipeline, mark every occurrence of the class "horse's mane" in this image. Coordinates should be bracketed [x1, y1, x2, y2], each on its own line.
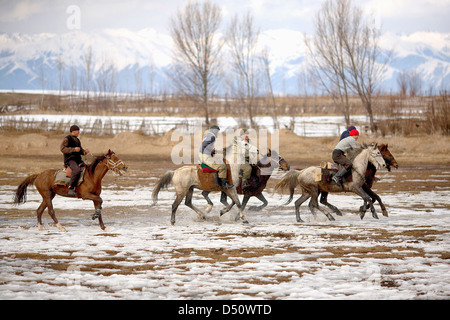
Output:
[347, 143, 373, 161]
[86, 155, 107, 175]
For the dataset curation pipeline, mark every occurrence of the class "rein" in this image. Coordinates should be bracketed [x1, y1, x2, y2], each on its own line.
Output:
[106, 157, 125, 175]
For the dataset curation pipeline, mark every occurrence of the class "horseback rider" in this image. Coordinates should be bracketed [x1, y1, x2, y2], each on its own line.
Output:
[332, 128, 359, 187]
[199, 125, 233, 189]
[235, 129, 259, 189]
[60, 125, 90, 195]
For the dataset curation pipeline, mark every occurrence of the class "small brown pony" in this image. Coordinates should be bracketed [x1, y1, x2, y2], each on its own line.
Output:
[13, 150, 128, 231]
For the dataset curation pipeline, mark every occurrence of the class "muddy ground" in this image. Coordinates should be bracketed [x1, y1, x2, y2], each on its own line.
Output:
[0, 132, 449, 299]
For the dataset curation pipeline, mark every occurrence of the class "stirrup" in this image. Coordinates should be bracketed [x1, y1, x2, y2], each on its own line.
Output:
[68, 188, 77, 196]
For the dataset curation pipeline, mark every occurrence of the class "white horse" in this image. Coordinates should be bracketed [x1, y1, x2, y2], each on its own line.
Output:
[152, 165, 247, 225]
[274, 144, 386, 222]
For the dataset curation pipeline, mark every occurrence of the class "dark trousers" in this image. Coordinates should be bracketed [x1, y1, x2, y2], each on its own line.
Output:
[67, 160, 82, 188]
[332, 149, 352, 171]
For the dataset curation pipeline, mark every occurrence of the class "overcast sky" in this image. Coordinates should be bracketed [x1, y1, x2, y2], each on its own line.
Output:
[1, 0, 449, 35]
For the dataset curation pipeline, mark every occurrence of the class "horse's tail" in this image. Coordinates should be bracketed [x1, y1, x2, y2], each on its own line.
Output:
[14, 174, 39, 205]
[151, 170, 174, 205]
[273, 170, 300, 205]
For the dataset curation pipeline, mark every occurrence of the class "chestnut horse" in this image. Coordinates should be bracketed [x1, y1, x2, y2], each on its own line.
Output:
[13, 150, 127, 231]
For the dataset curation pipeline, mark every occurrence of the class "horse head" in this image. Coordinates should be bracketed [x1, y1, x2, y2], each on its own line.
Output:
[368, 144, 386, 170]
[259, 149, 290, 172]
[378, 144, 399, 172]
[105, 149, 128, 175]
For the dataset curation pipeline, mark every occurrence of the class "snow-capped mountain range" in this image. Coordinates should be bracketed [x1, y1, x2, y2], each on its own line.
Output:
[1, 28, 449, 95]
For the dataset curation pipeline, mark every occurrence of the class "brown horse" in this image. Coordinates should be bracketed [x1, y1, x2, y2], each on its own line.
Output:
[13, 150, 128, 231]
[201, 150, 290, 213]
[317, 143, 399, 218]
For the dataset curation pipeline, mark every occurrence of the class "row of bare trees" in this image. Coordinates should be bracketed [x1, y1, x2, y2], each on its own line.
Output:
[168, 0, 391, 131]
[168, 2, 272, 126]
[304, 0, 391, 133]
[37, 0, 445, 136]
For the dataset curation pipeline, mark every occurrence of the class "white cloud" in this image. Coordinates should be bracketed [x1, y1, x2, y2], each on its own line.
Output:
[8, 0, 42, 21]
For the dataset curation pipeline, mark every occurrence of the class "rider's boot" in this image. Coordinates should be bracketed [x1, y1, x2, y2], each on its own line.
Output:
[332, 166, 347, 188]
[219, 178, 233, 189]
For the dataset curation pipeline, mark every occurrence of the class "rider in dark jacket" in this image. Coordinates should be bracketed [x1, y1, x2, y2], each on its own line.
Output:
[60, 125, 89, 195]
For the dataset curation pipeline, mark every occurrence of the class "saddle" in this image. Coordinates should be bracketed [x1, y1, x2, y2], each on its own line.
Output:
[317, 161, 352, 184]
[54, 167, 86, 187]
[197, 162, 232, 191]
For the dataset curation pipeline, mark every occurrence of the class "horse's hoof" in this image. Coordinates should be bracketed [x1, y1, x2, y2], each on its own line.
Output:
[38, 224, 45, 231]
[205, 204, 213, 213]
[382, 210, 388, 217]
[242, 219, 249, 224]
[56, 223, 67, 232]
[359, 213, 365, 220]
[102, 227, 110, 232]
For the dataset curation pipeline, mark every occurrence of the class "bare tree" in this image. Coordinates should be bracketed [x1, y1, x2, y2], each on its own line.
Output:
[169, 1, 223, 125]
[226, 11, 261, 127]
[397, 71, 409, 96]
[57, 52, 65, 99]
[408, 69, 423, 97]
[306, 0, 391, 132]
[339, 0, 391, 132]
[260, 47, 278, 128]
[83, 46, 93, 110]
[305, 0, 352, 126]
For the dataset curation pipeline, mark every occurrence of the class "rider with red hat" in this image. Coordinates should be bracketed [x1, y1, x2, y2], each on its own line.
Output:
[332, 128, 360, 187]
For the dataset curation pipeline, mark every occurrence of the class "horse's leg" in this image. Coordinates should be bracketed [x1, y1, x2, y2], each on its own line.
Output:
[220, 191, 230, 207]
[171, 192, 186, 225]
[353, 186, 376, 220]
[219, 200, 235, 216]
[248, 193, 268, 211]
[45, 194, 66, 232]
[81, 192, 107, 230]
[225, 188, 248, 224]
[309, 194, 335, 221]
[319, 192, 343, 216]
[185, 187, 206, 221]
[363, 186, 386, 217]
[240, 194, 251, 213]
[93, 198, 107, 231]
[219, 192, 236, 216]
[201, 191, 214, 213]
[36, 200, 47, 231]
[294, 191, 311, 223]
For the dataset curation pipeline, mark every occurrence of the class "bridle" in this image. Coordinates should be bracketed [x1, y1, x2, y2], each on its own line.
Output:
[257, 153, 286, 175]
[105, 154, 126, 175]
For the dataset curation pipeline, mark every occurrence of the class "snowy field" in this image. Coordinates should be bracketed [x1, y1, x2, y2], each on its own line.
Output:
[0, 114, 369, 137]
[0, 167, 449, 300]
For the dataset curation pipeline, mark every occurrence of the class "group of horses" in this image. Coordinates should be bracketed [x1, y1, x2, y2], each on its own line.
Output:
[13, 140, 398, 232]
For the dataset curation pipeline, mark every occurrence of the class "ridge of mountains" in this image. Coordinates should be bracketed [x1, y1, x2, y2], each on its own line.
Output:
[1, 28, 449, 95]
